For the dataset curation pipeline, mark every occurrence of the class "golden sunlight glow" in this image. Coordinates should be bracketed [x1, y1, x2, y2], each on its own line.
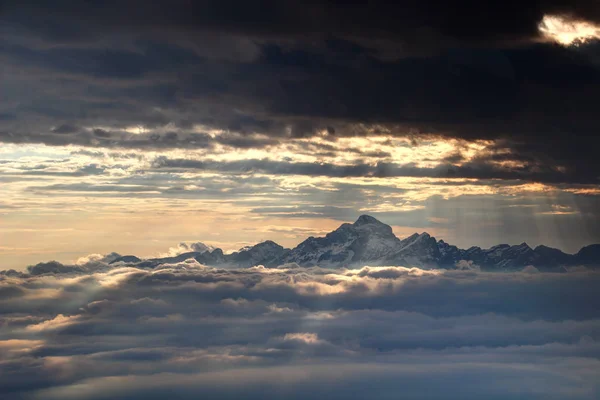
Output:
[25, 314, 81, 332]
[539, 15, 600, 45]
[0, 137, 595, 269]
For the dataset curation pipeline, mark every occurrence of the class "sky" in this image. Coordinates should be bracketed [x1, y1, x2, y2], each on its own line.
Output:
[2, 2, 600, 399]
[2, 1, 600, 269]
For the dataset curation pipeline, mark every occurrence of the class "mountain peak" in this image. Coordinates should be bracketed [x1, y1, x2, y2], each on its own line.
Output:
[113, 216, 600, 271]
[352, 214, 394, 236]
[237, 240, 283, 252]
[354, 215, 384, 226]
[256, 240, 279, 247]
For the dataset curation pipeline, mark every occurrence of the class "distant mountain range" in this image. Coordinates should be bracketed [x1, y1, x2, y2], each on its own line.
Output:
[112, 215, 600, 272]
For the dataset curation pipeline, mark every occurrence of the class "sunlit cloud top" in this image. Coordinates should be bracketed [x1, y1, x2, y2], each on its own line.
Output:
[539, 15, 600, 45]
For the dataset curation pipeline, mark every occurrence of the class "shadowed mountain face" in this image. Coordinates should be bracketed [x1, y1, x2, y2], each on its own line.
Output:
[111, 215, 600, 271]
[275, 215, 402, 268]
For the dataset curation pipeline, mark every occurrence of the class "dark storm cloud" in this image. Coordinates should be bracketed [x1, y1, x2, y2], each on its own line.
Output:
[152, 156, 590, 183]
[1, 262, 600, 399]
[1, 0, 600, 183]
[50, 124, 80, 134]
[3, 1, 600, 47]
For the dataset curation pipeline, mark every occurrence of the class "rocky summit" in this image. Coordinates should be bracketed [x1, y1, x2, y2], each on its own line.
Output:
[111, 215, 600, 271]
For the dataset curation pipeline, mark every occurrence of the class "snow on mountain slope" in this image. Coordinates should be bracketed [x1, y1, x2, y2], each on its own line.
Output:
[387, 232, 441, 268]
[225, 240, 288, 268]
[106, 215, 600, 271]
[274, 215, 402, 267]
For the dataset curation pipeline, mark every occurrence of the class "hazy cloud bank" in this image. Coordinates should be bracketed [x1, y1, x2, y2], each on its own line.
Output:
[1, 260, 599, 399]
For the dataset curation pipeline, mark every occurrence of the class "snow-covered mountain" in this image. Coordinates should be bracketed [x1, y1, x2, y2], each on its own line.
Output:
[119, 241, 287, 269]
[386, 232, 441, 268]
[225, 240, 287, 268]
[272, 214, 402, 268]
[111, 215, 600, 271]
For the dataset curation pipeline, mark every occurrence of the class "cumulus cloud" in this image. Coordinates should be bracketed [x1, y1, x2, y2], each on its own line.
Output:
[25, 314, 81, 332]
[75, 253, 121, 266]
[1, 262, 600, 399]
[159, 242, 215, 258]
[523, 265, 541, 274]
[282, 332, 323, 344]
[26, 261, 85, 276]
[455, 259, 481, 271]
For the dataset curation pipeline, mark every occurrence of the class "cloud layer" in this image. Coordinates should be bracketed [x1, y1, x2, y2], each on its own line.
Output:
[1, 1, 600, 183]
[1, 260, 600, 399]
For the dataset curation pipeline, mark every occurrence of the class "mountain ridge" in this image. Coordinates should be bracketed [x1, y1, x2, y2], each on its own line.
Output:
[111, 215, 600, 271]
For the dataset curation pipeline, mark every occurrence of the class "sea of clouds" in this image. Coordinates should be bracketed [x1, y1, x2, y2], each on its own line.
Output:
[1, 258, 600, 399]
